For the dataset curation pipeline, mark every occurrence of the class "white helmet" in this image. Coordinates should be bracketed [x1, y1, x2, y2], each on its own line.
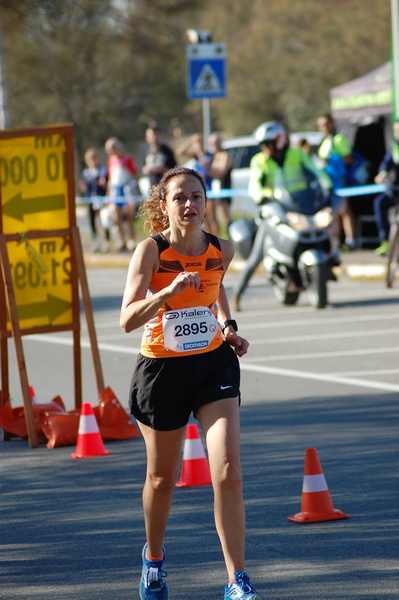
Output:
[254, 121, 286, 145]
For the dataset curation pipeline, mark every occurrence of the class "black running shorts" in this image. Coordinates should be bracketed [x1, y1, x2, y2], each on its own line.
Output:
[129, 342, 240, 431]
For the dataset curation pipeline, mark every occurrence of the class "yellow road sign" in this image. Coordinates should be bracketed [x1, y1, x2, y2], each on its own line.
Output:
[0, 125, 99, 448]
[0, 131, 69, 234]
[6, 236, 73, 331]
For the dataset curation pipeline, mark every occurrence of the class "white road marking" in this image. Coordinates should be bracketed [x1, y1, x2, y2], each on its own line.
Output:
[28, 334, 139, 354]
[329, 368, 399, 377]
[89, 307, 317, 328]
[83, 321, 121, 330]
[89, 310, 399, 333]
[240, 312, 399, 331]
[243, 345, 399, 362]
[99, 333, 141, 341]
[249, 327, 398, 345]
[240, 363, 399, 392]
[27, 335, 399, 393]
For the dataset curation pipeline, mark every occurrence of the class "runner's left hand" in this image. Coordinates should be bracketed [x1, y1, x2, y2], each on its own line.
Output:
[224, 331, 249, 357]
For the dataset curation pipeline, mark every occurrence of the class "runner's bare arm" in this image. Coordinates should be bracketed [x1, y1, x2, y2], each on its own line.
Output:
[217, 238, 249, 357]
[120, 239, 200, 333]
[217, 238, 234, 323]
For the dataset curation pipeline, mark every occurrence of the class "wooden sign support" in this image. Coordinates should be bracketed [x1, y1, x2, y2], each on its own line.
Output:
[0, 125, 104, 448]
[71, 226, 105, 393]
[0, 237, 38, 446]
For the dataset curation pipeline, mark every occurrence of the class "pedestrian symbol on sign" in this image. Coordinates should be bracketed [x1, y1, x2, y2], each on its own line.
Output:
[194, 65, 222, 94]
[187, 42, 226, 99]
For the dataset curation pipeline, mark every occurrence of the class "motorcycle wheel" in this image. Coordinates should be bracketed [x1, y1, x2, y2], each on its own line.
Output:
[306, 263, 328, 308]
[270, 276, 300, 306]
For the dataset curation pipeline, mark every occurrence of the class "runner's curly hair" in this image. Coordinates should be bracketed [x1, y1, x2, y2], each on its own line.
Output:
[140, 166, 207, 233]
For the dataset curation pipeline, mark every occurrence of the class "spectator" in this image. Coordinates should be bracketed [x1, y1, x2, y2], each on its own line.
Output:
[142, 125, 177, 187]
[373, 119, 399, 256]
[178, 134, 214, 234]
[79, 148, 109, 252]
[178, 133, 213, 187]
[105, 137, 139, 252]
[298, 137, 312, 156]
[208, 132, 233, 236]
[317, 113, 356, 251]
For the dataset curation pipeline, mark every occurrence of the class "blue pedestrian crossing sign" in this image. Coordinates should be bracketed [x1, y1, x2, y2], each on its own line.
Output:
[187, 43, 226, 100]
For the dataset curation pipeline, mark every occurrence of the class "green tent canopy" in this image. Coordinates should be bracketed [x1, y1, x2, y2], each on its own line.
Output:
[330, 62, 391, 122]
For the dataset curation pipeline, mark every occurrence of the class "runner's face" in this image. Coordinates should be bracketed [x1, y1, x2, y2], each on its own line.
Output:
[162, 175, 206, 227]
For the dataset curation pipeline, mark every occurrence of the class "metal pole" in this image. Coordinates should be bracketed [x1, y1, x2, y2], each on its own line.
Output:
[391, 0, 399, 160]
[0, 31, 9, 129]
[392, 0, 399, 116]
[202, 98, 211, 150]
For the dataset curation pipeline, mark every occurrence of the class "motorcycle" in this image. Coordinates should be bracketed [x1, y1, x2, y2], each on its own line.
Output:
[230, 178, 335, 309]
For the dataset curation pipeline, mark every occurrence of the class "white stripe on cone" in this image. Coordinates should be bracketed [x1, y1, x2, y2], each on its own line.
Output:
[182, 438, 207, 460]
[302, 474, 328, 493]
[78, 414, 100, 434]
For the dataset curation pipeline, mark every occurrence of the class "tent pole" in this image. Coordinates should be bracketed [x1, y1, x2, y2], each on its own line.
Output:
[391, 0, 399, 159]
[391, 1, 399, 117]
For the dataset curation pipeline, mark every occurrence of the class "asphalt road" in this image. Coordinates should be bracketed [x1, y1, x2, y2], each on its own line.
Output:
[2, 268, 399, 600]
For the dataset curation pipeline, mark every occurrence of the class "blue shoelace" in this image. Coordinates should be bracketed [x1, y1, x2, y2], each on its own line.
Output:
[233, 571, 256, 594]
[144, 565, 167, 590]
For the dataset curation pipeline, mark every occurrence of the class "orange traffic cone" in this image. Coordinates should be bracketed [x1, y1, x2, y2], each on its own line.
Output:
[97, 386, 140, 440]
[176, 423, 212, 487]
[71, 402, 110, 459]
[289, 448, 350, 523]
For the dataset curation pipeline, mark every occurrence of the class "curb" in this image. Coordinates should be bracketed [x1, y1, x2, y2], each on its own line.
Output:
[343, 264, 386, 281]
[84, 253, 132, 269]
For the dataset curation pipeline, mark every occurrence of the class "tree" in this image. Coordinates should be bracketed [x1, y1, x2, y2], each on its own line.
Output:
[198, 0, 390, 134]
[0, 0, 392, 157]
[3, 0, 201, 160]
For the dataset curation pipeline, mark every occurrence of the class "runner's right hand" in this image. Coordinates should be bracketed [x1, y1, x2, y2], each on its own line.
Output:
[165, 271, 200, 297]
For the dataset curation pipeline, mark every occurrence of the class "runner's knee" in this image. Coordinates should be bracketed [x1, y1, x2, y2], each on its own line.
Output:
[146, 471, 176, 492]
[212, 460, 242, 489]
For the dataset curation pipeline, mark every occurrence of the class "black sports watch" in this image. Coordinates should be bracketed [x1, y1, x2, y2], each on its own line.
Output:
[222, 319, 238, 334]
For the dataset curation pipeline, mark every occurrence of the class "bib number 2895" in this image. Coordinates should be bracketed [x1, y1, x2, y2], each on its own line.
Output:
[175, 321, 208, 336]
[162, 306, 218, 352]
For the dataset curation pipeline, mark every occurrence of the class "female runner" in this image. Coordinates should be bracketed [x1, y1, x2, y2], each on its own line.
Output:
[120, 166, 262, 600]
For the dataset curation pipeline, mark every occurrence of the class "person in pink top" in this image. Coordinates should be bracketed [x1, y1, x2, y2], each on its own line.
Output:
[105, 137, 140, 252]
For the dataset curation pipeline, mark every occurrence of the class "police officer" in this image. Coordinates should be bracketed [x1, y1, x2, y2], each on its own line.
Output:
[231, 121, 330, 311]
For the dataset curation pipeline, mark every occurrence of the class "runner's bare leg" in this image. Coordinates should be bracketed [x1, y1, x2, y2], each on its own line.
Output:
[197, 397, 245, 583]
[137, 422, 186, 558]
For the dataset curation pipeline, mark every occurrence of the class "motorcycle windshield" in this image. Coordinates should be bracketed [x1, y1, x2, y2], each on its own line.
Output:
[273, 168, 328, 215]
[273, 186, 328, 215]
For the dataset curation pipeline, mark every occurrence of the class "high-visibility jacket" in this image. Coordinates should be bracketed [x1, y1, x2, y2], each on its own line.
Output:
[248, 147, 330, 205]
[318, 132, 351, 162]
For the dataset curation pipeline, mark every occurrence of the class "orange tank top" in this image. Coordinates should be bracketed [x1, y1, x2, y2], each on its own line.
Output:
[140, 232, 225, 358]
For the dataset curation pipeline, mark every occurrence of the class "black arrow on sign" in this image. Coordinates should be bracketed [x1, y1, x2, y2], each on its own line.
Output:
[17, 294, 71, 324]
[3, 192, 66, 222]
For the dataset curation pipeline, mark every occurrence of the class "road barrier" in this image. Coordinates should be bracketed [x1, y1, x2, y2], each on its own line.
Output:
[76, 183, 388, 206]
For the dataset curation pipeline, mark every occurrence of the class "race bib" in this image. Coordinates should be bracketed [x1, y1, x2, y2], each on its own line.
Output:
[162, 306, 219, 353]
